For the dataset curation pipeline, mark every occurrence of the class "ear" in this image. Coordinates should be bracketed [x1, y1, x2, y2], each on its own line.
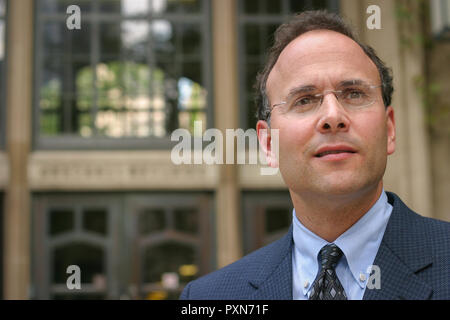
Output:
[386, 106, 396, 155]
[257, 120, 279, 168]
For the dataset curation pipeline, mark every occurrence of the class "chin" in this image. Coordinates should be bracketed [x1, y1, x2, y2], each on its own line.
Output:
[314, 179, 366, 196]
[318, 175, 384, 198]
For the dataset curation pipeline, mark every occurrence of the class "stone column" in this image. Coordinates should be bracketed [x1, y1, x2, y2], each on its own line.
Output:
[3, 0, 33, 299]
[212, 0, 242, 268]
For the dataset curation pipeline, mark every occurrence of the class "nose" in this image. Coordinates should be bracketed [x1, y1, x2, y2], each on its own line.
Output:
[316, 92, 350, 134]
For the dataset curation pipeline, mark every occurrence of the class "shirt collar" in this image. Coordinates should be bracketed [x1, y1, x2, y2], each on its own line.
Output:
[334, 190, 392, 287]
[293, 189, 392, 294]
[292, 211, 328, 296]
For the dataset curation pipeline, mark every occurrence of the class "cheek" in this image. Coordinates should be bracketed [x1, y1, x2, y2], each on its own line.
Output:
[277, 120, 314, 158]
[355, 112, 388, 155]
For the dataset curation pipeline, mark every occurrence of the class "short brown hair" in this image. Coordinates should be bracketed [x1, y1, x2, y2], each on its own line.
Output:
[255, 10, 393, 121]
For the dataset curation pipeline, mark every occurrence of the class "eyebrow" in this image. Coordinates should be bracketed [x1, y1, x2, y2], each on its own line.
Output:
[285, 85, 317, 101]
[285, 79, 371, 100]
[337, 79, 371, 87]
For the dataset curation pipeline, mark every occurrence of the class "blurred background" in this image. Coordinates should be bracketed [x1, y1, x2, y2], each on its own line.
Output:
[0, 0, 449, 299]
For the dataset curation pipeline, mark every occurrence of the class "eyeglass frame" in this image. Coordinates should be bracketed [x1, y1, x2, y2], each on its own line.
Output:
[263, 81, 384, 121]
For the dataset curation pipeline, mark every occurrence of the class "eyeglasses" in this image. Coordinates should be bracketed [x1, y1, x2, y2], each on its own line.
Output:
[265, 81, 383, 120]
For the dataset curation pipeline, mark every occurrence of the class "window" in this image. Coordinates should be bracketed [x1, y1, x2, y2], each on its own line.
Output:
[32, 192, 214, 299]
[125, 193, 213, 300]
[238, 0, 339, 130]
[32, 195, 121, 299]
[35, 0, 212, 149]
[0, 0, 6, 149]
[242, 191, 293, 254]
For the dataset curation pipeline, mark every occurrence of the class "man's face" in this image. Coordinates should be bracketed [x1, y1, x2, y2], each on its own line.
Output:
[259, 30, 396, 198]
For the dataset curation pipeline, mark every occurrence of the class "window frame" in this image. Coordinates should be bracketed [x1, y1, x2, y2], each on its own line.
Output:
[123, 192, 214, 299]
[31, 193, 123, 299]
[242, 190, 293, 255]
[33, 0, 213, 150]
[31, 191, 215, 300]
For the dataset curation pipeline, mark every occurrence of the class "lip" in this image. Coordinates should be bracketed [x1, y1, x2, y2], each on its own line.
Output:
[314, 144, 357, 160]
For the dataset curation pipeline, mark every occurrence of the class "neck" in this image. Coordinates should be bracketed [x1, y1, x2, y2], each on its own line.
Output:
[291, 182, 383, 242]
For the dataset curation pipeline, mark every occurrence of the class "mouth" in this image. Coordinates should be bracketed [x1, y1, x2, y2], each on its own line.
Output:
[315, 150, 357, 158]
[314, 145, 358, 159]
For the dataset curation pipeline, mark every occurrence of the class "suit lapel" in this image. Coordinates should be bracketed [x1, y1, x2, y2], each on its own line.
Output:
[363, 242, 432, 299]
[363, 192, 433, 300]
[248, 226, 294, 299]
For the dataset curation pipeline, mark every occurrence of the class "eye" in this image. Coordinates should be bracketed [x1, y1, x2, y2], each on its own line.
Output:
[343, 88, 367, 100]
[293, 95, 316, 106]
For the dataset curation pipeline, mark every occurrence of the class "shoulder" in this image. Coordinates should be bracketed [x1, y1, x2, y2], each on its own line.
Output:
[386, 191, 450, 240]
[180, 229, 293, 300]
[386, 191, 450, 260]
[420, 215, 450, 254]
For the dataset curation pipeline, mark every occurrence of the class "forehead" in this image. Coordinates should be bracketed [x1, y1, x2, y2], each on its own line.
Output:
[266, 30, 380, 96]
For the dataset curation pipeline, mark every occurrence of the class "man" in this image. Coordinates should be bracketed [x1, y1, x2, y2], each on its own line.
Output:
[180, 11, 450, 300]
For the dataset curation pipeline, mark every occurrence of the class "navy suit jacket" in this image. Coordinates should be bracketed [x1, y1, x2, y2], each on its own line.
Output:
[180, 192, 450, 300]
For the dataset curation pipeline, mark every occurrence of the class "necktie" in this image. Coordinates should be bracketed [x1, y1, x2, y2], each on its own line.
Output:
[309, 243, 347, 300]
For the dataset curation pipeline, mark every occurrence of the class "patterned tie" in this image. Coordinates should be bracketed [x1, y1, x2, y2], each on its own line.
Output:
[309, 243, 347, 300]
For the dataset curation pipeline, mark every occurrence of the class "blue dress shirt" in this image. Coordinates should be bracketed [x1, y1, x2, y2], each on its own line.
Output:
[292, 190, 393, 300]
